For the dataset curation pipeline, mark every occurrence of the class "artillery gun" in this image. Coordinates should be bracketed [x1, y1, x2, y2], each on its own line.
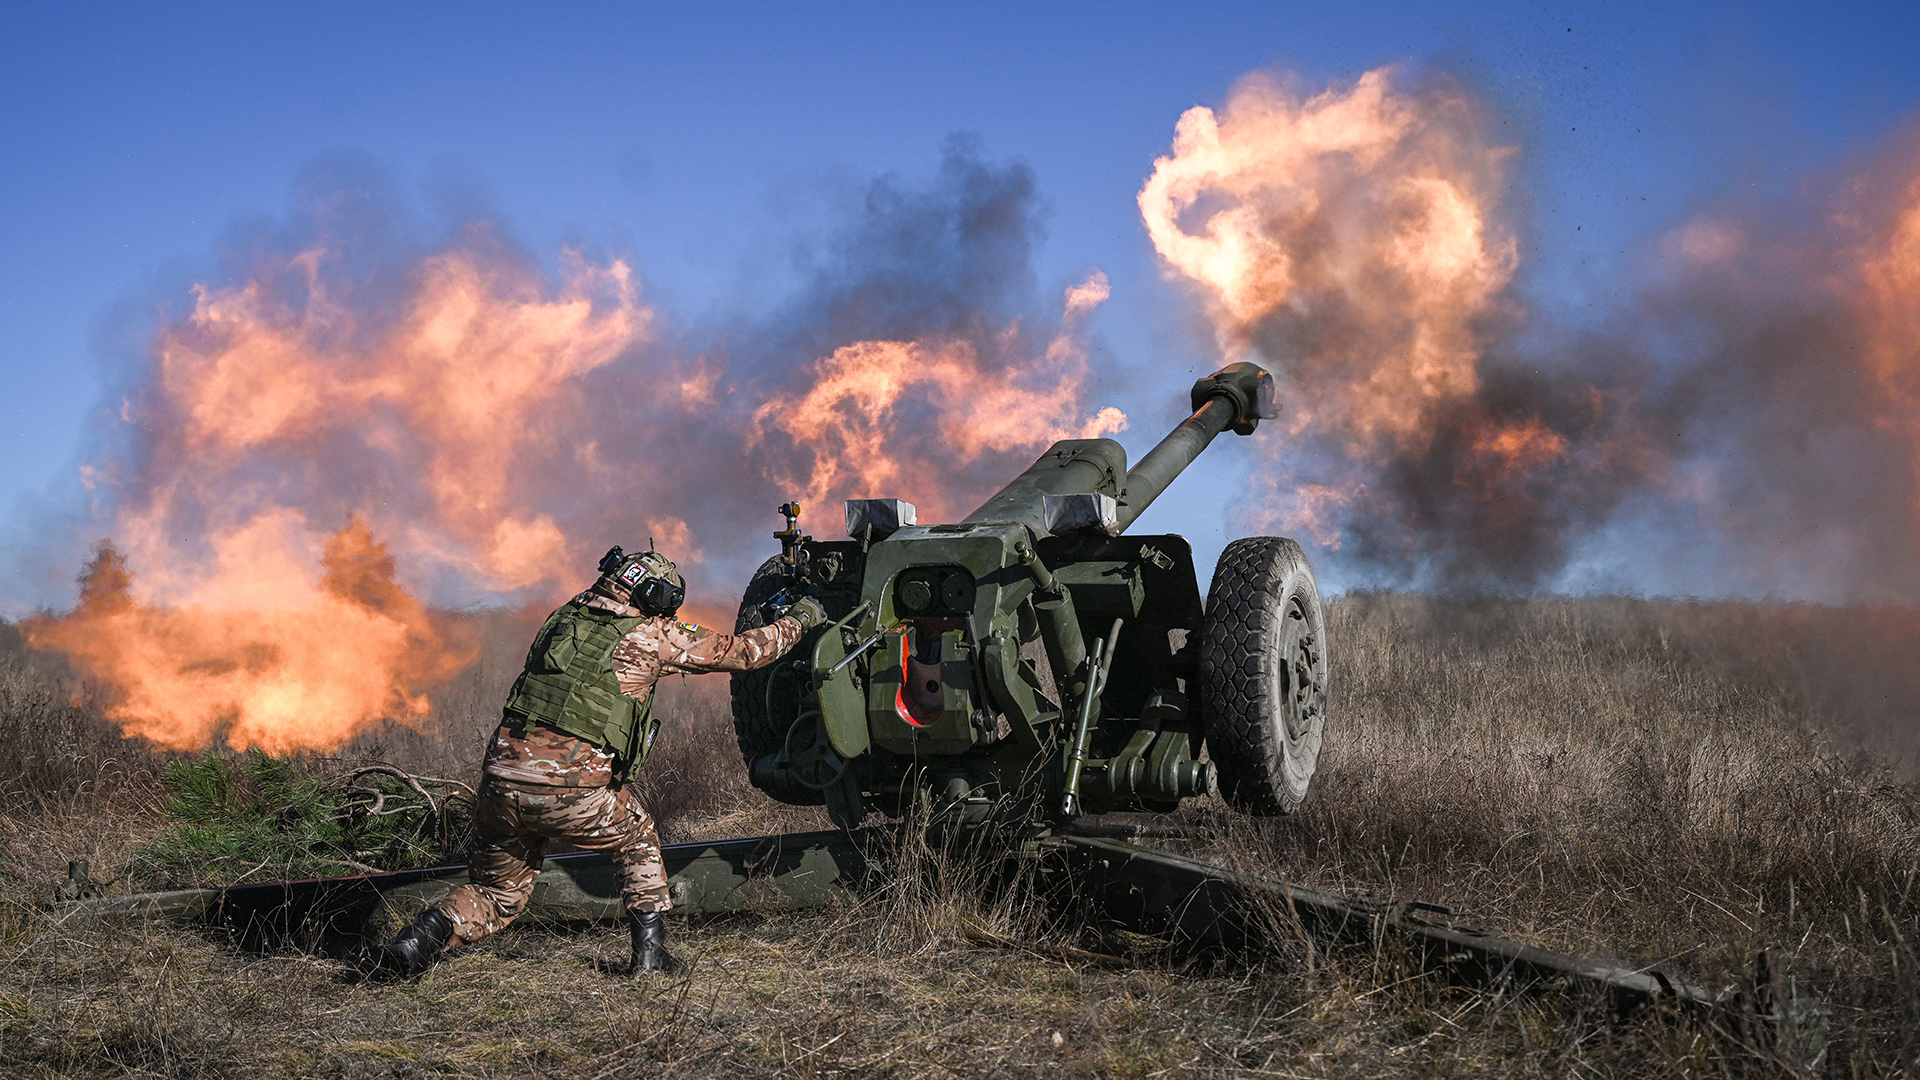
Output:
[49, 360, 1827, 1055]
[733, 361, 1329, 829]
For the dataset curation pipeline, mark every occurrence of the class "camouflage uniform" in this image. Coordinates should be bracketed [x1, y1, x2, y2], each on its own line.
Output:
[434, 590, 802, 950]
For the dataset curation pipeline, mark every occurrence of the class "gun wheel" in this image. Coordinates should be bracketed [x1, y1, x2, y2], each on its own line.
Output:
[730, 556, 826, 806]
[1200, 536, 1329, 815]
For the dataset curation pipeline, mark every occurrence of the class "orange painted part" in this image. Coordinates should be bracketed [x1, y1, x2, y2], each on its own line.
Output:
[893, 630, 941, 727]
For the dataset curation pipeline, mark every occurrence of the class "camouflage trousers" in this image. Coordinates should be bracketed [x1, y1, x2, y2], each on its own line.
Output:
[435, 776, 669, 949]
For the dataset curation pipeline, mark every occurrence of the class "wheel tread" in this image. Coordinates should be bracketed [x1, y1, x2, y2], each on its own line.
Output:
[1199, 536, 1329, 815]
[729, 557, 826, 806]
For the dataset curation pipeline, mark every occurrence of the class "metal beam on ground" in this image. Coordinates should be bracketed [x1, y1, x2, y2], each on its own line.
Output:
[50, 829, 877, 934]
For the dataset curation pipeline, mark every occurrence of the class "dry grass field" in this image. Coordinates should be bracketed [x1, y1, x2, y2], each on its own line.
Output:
[1, 595, 1915, 1078]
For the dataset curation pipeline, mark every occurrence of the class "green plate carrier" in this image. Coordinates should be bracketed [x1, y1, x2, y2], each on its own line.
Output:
[504, 602, 660, 779]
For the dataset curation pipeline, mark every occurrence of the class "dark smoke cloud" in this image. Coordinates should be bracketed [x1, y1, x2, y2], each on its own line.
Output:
[763, 132, 1044, 355]
[1333, 363, 1651, 589]
[4, 137, 1117, 752]
[22, 137, 1096, 623]
[1329, 142, 1920, 602]
[1187, 74, 1920, 605]
[566, 135, 1067, 571]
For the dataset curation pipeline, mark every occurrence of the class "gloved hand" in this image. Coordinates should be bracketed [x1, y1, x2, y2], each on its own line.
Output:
[759, 588, 795, 626]
[780, 595, 828, 630]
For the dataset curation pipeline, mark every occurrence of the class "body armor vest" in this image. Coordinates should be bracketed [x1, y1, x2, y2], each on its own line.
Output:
[503, 601, 659, 778]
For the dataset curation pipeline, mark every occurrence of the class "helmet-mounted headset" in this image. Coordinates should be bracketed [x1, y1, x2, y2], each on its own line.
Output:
[596, 545, 685, 617]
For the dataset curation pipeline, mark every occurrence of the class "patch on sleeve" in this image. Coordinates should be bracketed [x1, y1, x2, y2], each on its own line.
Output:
[677, 621, 700, 634]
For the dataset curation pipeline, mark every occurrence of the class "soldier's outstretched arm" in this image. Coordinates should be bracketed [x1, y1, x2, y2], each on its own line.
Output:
[654, 616, 806, 675]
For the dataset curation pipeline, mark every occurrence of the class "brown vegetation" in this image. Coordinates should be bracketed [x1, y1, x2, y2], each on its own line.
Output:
[1, 595, 1915, 1077]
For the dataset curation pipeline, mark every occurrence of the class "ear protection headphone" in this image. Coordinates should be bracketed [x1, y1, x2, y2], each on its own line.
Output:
[598, 545, 685, 617]
[632, 574, 685, 618]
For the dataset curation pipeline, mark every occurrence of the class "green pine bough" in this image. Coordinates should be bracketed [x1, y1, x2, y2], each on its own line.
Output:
[129, 751, 473, 890]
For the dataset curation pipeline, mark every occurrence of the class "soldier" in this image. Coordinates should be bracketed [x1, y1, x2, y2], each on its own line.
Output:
[375, 546, 824, 978]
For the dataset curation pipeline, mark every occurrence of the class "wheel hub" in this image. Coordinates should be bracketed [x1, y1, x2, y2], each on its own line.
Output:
[1277, 597, 1324, 743]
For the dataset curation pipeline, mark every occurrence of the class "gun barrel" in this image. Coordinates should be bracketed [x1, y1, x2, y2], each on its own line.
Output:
[1112, 395, 1238, 533]
[959, 361, 1273, 535]
[961, 438, 1128, 533]
[1113, 360, 1275, 533]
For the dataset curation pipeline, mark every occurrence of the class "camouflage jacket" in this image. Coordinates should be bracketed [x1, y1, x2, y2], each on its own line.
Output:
[484, 592, 802, 787]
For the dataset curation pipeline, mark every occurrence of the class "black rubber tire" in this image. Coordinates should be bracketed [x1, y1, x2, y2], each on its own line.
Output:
[729, 556, 824, 806]
[1199, 536, 1329, 815]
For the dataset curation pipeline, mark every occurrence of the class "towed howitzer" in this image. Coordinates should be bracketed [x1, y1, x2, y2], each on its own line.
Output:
[734, 361, 1329, 828]
[46, 360, 1826, 1056]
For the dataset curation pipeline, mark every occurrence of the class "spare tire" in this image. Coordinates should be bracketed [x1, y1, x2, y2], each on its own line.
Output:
[729, 556, 824, 806]
[1199, 536, 1329, 814]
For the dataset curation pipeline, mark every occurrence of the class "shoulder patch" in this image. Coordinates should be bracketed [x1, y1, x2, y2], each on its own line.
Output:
[678, 621, 700, 634]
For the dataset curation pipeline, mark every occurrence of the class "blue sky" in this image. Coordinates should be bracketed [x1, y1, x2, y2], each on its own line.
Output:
[4, 2, 1919, 607]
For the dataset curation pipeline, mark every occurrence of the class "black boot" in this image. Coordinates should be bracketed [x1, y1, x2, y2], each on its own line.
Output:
[376, 907, 454, 978]
[627, 909, 681, 975]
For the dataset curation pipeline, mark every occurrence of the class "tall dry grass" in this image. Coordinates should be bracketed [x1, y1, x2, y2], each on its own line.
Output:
[0, 621, 161, 818]
[1192, 594, 1919, 1070]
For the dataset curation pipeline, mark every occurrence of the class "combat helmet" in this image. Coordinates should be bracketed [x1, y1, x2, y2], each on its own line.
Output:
[594, 546, 685, 617]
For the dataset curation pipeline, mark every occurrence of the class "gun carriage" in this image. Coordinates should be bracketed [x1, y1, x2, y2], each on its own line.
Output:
[733, 361, 1329, 830]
